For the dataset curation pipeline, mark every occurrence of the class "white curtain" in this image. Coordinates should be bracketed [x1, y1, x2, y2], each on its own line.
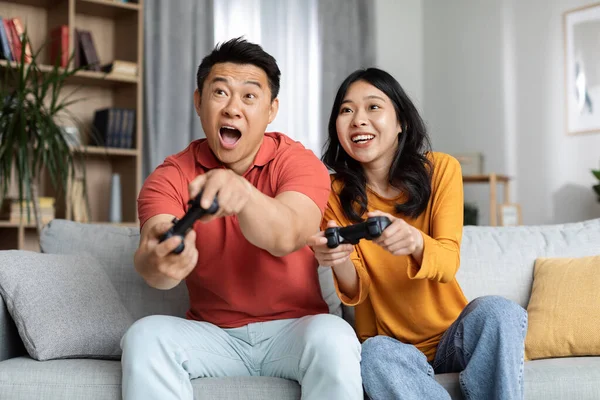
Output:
[214, 0, 323, 157]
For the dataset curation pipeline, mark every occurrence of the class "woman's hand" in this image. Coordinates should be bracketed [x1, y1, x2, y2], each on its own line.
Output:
[368, 210, 424, 262]
[307, 220, 360, 299]
[306, 220, 355, 266]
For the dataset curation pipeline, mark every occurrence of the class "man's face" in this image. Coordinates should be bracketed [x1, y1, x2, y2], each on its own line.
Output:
[194, 62, 279, 174]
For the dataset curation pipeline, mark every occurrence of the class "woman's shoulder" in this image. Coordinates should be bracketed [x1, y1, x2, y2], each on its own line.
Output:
[427, 151, 461, 173]
[426, 152, 462, 191]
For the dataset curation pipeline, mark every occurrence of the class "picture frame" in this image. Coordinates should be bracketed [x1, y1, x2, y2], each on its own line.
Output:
[498, 203, 522, 227]
[453, 152, 483, 176]
[564, 3, 600, 135]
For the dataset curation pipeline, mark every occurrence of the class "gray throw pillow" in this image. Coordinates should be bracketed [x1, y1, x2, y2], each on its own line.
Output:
[0, 250, 134, 361]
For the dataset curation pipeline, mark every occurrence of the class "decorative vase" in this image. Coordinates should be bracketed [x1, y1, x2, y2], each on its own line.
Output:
[109, 173, 122, 223]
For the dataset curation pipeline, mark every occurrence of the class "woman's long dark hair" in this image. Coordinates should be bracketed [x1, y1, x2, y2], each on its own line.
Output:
[322, 68, 433, 222]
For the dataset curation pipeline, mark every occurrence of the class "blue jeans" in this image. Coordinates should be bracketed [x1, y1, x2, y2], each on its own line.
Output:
[361, 296, 528, 400]
[120, 314, 362, 400]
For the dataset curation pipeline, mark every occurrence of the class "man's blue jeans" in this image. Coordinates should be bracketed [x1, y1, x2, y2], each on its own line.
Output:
[361, 296, 528, 400]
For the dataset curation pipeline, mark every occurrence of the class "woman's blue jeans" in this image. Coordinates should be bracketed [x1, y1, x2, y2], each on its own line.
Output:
[361, 295, 528, 400]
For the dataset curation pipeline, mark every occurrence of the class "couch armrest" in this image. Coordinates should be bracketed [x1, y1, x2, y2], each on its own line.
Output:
[0, 295, 26, 361]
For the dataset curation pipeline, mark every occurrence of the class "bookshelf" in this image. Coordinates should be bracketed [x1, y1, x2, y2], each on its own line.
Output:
[0, 0, 144, 250]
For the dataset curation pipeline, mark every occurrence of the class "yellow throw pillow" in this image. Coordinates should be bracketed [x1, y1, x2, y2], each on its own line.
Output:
[525, 255, 600, 361]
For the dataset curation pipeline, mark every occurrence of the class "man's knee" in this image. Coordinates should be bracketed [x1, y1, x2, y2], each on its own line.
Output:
[121, 315, 175, 357]
[303, 314, 361, 367]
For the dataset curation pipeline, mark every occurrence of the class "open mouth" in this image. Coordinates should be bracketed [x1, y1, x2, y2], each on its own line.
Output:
[219, 126, 242, 148]
[351, 134, 375, 144]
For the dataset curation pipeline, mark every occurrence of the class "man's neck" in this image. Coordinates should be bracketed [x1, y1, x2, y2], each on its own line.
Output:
[226, 147, 261, 175]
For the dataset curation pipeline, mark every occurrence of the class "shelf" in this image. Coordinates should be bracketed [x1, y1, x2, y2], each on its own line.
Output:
[0, 221, 37, 228]
[73, 146, 138, 156]
[76, 0, 139, 18]
[463, 174, 510, 183]
[0, 0, 62, 7]
[92, 221, 139, 228]
[0, 60, 139, 86]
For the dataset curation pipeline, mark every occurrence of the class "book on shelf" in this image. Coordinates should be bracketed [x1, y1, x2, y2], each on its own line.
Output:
[75, 29, 101, 71]
[0, 17, 13, 61]
[92, 108, 136, 149]
[70, 179, 89, 223]
[1, 197, 56, 224]
[101, 60, 137, 76]
[49, 25, 69, 68]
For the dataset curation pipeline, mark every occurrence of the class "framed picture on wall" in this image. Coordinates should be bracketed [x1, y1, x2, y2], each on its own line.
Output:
[498, 203, 522, 226]
[564, 3, 600, 135]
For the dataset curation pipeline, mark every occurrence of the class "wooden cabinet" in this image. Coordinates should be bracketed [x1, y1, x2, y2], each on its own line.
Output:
[0, 0, 144, 249]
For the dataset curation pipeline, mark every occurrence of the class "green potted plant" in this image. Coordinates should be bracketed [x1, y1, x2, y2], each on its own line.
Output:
[464, 202, 479, 226]
[592, 169, 600, 202]
[0, 31, 87, 235]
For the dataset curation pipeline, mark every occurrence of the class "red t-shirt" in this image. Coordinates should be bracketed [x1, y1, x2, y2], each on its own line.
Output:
[138, 132, 331, 328]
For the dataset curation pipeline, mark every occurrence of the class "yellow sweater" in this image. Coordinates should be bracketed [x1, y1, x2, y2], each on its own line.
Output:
[324, 152, 468, 361]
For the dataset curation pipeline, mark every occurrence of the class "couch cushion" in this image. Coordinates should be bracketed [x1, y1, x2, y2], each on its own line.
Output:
[0, 250, 133, 361]
[40, 219, 189, 321]
[525, 255, 600, 360]
[0, 357, 301, 400]
[457, 218, 600, 308]
[432, 357, 600, 400]
[524, 357, 600, 399]
[40, 219, 342, 319]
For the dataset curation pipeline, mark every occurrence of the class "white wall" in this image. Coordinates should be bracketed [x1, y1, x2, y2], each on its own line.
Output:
[420, 0, 600, 225]
[374, 0, 424, 109]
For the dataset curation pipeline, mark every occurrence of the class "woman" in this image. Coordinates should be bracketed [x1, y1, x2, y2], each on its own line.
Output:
[308, 68, 527, 400]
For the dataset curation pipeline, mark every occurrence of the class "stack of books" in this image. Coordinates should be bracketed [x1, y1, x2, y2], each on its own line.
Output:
[0, 16, 33, 62]
[92, 108, 136, 148]
[1, 197, 55, 224]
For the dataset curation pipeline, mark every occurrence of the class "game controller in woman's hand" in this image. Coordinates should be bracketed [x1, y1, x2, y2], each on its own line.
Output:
[159, 190, 219, 254]
[325, 216, 392, 248]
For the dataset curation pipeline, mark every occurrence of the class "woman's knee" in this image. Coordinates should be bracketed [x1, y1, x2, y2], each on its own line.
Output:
[467, 296, 527, 334]
[362, 336, 427, 371]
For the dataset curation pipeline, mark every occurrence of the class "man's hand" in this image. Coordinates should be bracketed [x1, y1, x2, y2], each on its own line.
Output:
[188, 169, 253, 220]
[368, 210, 424, 263]
[134, 216, 199, 290]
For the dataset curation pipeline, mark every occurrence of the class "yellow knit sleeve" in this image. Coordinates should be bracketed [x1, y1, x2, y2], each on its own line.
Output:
[322, 190, 372, 306]
[407, 154, 464, 282]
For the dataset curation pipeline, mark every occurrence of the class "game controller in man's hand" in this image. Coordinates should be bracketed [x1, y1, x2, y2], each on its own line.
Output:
[159, 190, 219, 254]
[325, 216, 392, 248]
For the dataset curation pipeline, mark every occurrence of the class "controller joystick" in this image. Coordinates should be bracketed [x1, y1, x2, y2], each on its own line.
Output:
[325, 216, 392, 248]
[159, 190, 219, 254]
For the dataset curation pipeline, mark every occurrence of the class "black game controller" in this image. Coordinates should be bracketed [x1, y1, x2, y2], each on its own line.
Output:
[325, 216, 392, 248]
[159, 190, 219, 254]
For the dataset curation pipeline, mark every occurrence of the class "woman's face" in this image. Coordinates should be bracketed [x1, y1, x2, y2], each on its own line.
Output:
[335, 80, 401, 168]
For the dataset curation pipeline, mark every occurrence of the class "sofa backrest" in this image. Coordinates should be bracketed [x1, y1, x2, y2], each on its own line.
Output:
[40, 218, 600, 322]
[456, 218, 600, 308]
[40, 220, 189, 321]
[40, 219, 342, 321]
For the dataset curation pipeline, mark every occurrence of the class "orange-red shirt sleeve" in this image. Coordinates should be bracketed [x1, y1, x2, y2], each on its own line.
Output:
[273, 145, 331, 215]
[137, 159, 188, 229]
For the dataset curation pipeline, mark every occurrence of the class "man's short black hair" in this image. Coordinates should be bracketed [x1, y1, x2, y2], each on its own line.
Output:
[196, 37, 281, 101]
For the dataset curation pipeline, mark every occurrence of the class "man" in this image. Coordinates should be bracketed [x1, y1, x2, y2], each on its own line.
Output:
[120, 37, 362, 400]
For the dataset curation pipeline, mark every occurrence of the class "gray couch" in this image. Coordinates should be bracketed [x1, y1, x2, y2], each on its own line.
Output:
[1, 218, 600, 399]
